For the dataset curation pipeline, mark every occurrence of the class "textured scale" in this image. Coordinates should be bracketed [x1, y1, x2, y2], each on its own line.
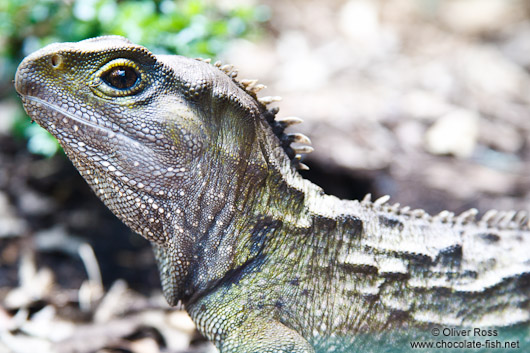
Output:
[15, 36, 530, 353]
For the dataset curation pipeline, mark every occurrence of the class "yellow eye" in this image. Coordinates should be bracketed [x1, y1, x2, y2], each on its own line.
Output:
[102, 66, 139, 90]
[93, 59, 147, 98]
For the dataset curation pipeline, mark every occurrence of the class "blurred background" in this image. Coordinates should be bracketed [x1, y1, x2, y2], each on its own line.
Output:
[1, 0, 530, 352]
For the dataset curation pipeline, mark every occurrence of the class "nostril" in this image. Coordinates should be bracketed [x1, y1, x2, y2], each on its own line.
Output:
[50, 54, 62, 68]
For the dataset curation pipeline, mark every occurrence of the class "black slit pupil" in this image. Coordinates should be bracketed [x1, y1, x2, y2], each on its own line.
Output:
[103, 66, 138, 90]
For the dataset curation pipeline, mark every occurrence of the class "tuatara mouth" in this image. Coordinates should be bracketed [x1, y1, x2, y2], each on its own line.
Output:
[20, 95, 118, 137]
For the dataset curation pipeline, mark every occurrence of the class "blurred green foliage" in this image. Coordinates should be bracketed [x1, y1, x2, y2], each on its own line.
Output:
[1, 0, 270, 156]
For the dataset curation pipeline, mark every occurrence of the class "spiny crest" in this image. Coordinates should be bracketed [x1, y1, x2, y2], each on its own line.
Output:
[479, 209, 529, 229]
[195, 57, 313, 171]
[361, 194, 530, 230]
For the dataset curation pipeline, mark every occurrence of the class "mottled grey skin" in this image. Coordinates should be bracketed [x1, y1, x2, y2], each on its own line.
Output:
[15, 36, 530, 352]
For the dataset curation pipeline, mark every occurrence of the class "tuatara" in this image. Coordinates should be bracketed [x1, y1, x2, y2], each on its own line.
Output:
[15, 36, 530, 352]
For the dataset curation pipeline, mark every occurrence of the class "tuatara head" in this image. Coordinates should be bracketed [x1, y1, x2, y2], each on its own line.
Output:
[15, 36, 309, 303]
[15, 36, 263, 239]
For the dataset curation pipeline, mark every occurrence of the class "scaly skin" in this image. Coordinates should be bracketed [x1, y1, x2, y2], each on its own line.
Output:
[15, 36, 530, 352]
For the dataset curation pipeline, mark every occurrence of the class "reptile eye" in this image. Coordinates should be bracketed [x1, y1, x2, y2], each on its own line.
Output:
[93, 59, 146, 98]
[102, 66, 139, 90]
